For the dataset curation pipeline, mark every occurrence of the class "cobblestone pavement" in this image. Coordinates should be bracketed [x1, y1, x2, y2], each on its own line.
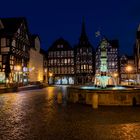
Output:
[0, 86, 140, 140]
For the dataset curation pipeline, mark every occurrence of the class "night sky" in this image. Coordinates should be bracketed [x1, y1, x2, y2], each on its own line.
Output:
[0, 0, 140, 55]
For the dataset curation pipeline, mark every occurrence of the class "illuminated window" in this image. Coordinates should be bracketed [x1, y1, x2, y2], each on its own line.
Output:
[1, 47, 10, 53]
[10, 66, 13, 70]
[54, 59, 56, 65]
[89, 65, 92, 70]
[17, 28, 20, 34]
[57, 59, 60, 65]
[51, 59, 53, 64]
[64, 59, 67, 64]
[1, 38, 6, 47]
[68, 59, 70, 64]
[61, 51, 64, 57]
[57, 45, 63, 48]
[10, 60, 12, 65]
[71, 59, 74, 64]
[23, 45, 26, 51]
[71, 51, 74, 56]
[71, 67, 74, 73]
[84, 65, 86, 70]
[12, 40, 16, 47]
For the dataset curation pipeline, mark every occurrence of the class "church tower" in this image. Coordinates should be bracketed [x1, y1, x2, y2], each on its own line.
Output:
[75, 18, 95, 84]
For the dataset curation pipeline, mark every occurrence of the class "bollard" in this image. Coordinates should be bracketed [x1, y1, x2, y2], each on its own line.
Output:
[92, 93, 98, 109]
[73, 93, 79, 103]
[57, 92, 62, 104]
[86, 94, 90, 104]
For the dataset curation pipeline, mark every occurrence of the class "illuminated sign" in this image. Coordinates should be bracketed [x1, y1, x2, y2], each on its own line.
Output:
[0, 72, 5, 82]
[23, 67, 28, 72]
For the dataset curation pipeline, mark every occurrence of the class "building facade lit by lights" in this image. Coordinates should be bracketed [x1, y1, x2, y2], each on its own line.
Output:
[75, 19, 95, 84]
[0, 17, 30, 85]
[29, 35, 44, 83]
[120, 55, 136, 85]
[95, 38, 119, 84]
[134, 24, 140, 83]
[1, 17, 139, 86]
[47, 38, 75, 84]
[40, 48, 48, 83]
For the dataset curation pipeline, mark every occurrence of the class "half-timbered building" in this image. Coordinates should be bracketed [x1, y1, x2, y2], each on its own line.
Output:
[47, 38, 74, 84]
[0, 17, 30, 85]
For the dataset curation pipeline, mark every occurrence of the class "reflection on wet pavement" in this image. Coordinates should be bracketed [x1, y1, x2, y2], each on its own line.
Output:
[0, 86, 140, 140]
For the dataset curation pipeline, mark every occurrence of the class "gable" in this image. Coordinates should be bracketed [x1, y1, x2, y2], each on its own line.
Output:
[16, 20, 29, 40]
[0, 20, 4, 29]
[34, 36, 40, 52]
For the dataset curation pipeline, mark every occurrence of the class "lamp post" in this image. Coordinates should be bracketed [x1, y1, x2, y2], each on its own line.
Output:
[126, 65, 132, 85]
[49, 72, 53, 84]
[15, 65, 21, 87]
[44, 68, 47, 83]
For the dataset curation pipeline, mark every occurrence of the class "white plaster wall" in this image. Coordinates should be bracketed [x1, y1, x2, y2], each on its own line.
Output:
[29, 48, 43, 82]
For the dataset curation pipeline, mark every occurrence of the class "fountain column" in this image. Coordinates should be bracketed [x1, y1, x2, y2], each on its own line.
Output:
[96, 38, 110, 88]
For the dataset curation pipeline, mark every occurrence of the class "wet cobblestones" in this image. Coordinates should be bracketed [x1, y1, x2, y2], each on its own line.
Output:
[0, 87, 140, 140]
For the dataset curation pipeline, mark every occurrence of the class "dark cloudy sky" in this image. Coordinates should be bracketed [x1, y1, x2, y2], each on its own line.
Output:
[0, 0, 140, 55]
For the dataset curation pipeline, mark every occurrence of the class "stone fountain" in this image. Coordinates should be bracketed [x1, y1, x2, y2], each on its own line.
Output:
[67, 38, 140, 107]
[95, 38, 111, 88]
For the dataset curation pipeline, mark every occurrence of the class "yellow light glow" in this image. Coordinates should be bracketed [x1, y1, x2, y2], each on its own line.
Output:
[44, 68, 47, 73]
[126, 65, 133, 72]
[15, 65, 21, 71]
[49, 72, 53, 77]
[113, 73, 118, 77]
[6, 79, 9, 83]
[32, 67, 35, 70]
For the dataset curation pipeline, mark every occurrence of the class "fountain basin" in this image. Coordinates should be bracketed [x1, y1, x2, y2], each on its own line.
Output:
[67, 86, 140, 106]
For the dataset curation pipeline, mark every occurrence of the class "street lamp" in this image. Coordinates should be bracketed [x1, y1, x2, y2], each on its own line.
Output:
[49, 72, 53, 77]
[126, 65, 133, 85]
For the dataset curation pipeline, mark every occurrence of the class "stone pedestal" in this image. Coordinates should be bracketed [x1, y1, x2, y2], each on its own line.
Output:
[86, 94, 91, 104]
[92, 93, 98, 109]
[73, 93, 79, 103]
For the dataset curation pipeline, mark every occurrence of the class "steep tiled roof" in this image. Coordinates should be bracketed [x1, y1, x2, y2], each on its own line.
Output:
[0, 17, 27, 36]
[48, 38, 72, 51]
